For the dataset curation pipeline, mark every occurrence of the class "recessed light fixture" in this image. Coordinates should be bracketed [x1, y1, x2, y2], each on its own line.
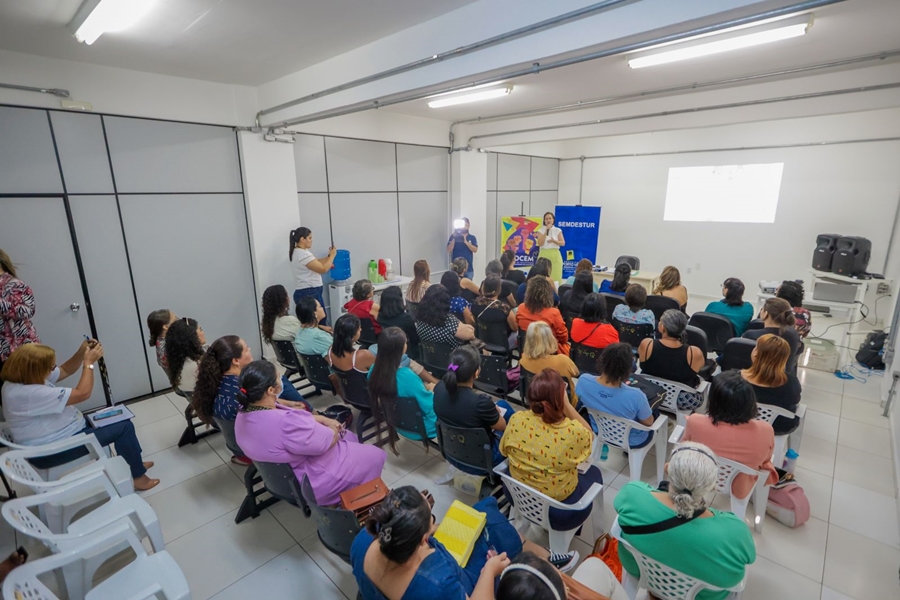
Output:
[628, 14, 813, 69]
[428, 85, 513, 108]
[68, 0, 157, 45]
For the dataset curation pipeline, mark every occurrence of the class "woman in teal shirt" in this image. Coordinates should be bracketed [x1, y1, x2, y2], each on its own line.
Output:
[368, 326, 437, 452]
[614, 442, 755, 600]
[704, 278, 754, 335]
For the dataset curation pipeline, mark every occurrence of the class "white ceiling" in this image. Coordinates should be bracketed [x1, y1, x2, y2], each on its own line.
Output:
[382, 0, 900, 123]
[0, 0, 478, 86]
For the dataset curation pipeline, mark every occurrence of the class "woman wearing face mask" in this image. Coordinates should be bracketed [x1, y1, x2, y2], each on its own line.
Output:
[535, 212, 565, 283]
[289, 227, 336, 324]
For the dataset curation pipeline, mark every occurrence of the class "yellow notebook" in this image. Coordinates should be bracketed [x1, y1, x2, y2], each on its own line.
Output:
[434, 501, 487, 567]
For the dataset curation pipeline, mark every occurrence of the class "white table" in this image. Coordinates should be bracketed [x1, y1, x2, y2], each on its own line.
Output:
[592, 270, 661, 293]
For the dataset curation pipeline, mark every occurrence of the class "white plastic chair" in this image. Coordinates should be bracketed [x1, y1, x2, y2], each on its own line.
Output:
[637, 375, 709, 427]
[493, 460, 603, 553]
[0, 424, 97, 480]
[754, 403, 807, 465]
[2, 522, 190, 600]
[0, 434, 133, 533]
[611, 517, 746, 600]
[586, 409, 668, 485]
[2, 471, 165, 600]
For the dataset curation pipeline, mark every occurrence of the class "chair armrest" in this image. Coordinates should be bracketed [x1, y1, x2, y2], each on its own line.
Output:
[649, 415, 668, 432]
[669, 425, 685, 444]
[16, 433, 103, 459]
[493, 460, 509, 476]
[30, 456, 121, 490]
[795, 403, 807, 419]
[696, 380, 709, 393]
[556, 483, 603, 511]
[67, 520, 147, 557]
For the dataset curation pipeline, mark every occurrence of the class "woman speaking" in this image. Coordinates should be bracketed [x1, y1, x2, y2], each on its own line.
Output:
[535, 212, 565, 283]
[289, 227, 335, 322]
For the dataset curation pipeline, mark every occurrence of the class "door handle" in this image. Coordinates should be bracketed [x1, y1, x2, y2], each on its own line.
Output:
[70, 303, 80, 312]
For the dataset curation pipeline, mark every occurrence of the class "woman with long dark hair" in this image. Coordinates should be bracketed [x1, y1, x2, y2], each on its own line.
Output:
[261, 284, 300, 344]
[500, 249, 526, 285]
[289, 226, 335, 322]
[368, 327, 437, 453]
[406, 260, 431, 304]
[164, 317, 206, 392]
[415, 285, 475, 349]
[440, 270, 475, 326]
[704, 277, 754, 335]
[293, 297, 333, 358]
[599, 263, 630, 296]
[146, 308, 177, 374]
[560, 270, 593, 317]
[742, 297, 801, 374]
[329, 314, 375, 374]
[235, 360, 385, 506]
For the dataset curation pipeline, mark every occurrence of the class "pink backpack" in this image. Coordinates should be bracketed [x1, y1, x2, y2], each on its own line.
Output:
[766, 483, 810, 527]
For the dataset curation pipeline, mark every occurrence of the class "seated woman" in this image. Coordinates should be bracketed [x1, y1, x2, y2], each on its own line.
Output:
[330, 313, 376, 374]
[261, 284, 301, 344]
[560, 271, 594, 318]
[441, 270, 475, 326]
[638, 309, 704, 389]
[614, 441, 756, 600]
[740, 334, 801, 434]
[515, 277, 570, 356]
[777, 280, 811, 339]
[570, 293, 619, 351]
[293, 297, 333, 358]
[519, 322, 579, 395]
[598, 263, 630, 296]
[497, 551, 628, 600]
[164, 316, 205, 393]
[368, 327, 438, 450]
[501, 369, 599, 534]
[451, 257, 481, 302]
[704, 278, 754, 335]
[612, 284, 655, 328]
[515, 257, 559, 305]
[742, 298, 801, 374]
[146, 308, 177, 375]
[472, 275, 517, 349]
[683, 371, 778, 500]
[345, 279, 381, 334]
[563, 258, 599, 292]
[235, 360, 386, 507]
[483, 259, 517, 306]
[415, 285, 476, 350]
[406, 259, 431, 304]
[1, 342, 160, 491]
[193, 336, 308, 466]
[654, 265, 689, 311]
[576, 343, 655, 448]
[433, 346, 512, 471]
[351, 487, 578, 600]
[501, 249, 527, 285]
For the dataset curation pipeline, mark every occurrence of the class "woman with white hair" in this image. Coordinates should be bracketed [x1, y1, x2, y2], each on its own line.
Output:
[614, 441, 756, 600]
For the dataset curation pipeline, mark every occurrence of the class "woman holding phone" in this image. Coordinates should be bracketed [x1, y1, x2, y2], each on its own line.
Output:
[535, 212, 565, 283]
[289, 227, 336, 324]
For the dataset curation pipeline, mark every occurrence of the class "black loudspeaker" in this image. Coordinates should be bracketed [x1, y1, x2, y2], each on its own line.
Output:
[812, 233, 841, 271]
[832, 236, 872, 276]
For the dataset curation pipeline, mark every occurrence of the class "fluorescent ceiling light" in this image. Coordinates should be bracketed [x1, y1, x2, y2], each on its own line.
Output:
[429, 81, 507, 98]
[628, 15, 812, 69]
[68, 0, 156, 45]
[428, 85, 513, 108]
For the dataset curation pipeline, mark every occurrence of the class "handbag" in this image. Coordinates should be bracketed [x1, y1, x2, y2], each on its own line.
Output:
[766, 482, 810, 528]
[339, 477, 389, 524]
[590, 533, 623, 582]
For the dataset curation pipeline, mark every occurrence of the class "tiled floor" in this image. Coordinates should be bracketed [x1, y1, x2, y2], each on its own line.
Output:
[1, 367, 898, 599]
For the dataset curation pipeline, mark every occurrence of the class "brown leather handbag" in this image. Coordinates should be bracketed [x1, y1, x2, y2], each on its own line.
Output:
[339, 477, 389, 524]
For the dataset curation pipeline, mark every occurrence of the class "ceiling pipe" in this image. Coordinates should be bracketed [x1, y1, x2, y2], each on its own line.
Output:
[266, 0, 846, 129]
[466, 81, 900, 146]
[0, 82, 70, 98]
[255, 0, 639, 127]
[452, 49, 900, 127]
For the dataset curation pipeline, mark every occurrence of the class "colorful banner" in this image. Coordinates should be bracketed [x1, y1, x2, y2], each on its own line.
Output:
[555, 205, 601, 278]
[500, 216, 542, 268]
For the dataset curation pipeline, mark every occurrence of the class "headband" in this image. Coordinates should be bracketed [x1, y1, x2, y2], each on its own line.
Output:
[670, 446, 718, 495]
[500, 564, 561, 600]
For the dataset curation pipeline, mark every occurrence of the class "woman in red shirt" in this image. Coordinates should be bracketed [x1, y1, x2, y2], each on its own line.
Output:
[570, 293, 619, 350]
[343, 280, 381, 334]
[516, 277, 569, 356]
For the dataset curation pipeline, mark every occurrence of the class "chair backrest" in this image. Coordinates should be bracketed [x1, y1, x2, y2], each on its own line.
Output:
[213, 416, 244, 458]
[754, 403, 796, 424]
[615, 255, 640, 270]
[475, 317, 511, 352]
[406, 301, 419, 320]
[493, 461, 551, 530]
[381, 396, 431, 451]
[637, 374, 702, 415]
[584, 408, 647, 450]
[271, 340, 303, 374]
[721, 338, 757, 371]
[645, 295, 681, 323]
[600, 293, 625, 321]
[474, 354, 508, 396]
[253, 460, 304, 506]
[420, 340, 454, 377]
[358, 318, 379, 348]
[714, 456, 760, 498]
[518, 366, 535, 405]
[297, 352, 334, 391]
[684, 325, 709, 355]
[436, 422, 494, 476]
[0, 424, 26, 450]
[300, 475, 361, 564]
[745, 319, 766, 331]
[613, 319, 655, 350]
[333, 367, 373, 412]
[687, 312, 735, 354]
[570, 342, 601, 376]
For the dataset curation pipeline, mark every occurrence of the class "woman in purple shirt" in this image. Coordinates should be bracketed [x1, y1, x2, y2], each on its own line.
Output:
[235, 360, 386, 506]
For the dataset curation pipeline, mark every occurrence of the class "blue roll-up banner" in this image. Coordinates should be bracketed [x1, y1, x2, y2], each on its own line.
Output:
[555, 205, 601, 278]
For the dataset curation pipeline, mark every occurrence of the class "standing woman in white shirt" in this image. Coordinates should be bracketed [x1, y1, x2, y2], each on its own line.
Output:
[289, 227, 336, 324]
[535, 212, 565, 283]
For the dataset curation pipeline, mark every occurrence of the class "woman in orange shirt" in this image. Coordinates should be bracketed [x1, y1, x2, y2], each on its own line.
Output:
[683, 370, 778, 499]
[570, 293, 619, 350]
[515, 277, 570, 356]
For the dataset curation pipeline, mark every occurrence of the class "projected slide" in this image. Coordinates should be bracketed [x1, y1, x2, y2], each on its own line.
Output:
[663, 163, 784, 223]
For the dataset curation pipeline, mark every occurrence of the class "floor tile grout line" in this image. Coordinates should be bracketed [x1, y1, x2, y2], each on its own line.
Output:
[204, 544, 305, 600]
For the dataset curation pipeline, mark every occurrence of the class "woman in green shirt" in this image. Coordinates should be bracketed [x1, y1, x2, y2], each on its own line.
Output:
[368, 326, 437, 453]
[704, 277, 754, 335]
[614, 441, 755, 600]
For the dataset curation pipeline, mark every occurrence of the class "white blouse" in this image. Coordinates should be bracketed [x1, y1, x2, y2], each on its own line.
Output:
[540, 226, 563, 249]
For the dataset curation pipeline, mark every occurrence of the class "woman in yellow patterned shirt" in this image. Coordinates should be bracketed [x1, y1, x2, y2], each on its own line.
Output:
[500, 368, 600, 532]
